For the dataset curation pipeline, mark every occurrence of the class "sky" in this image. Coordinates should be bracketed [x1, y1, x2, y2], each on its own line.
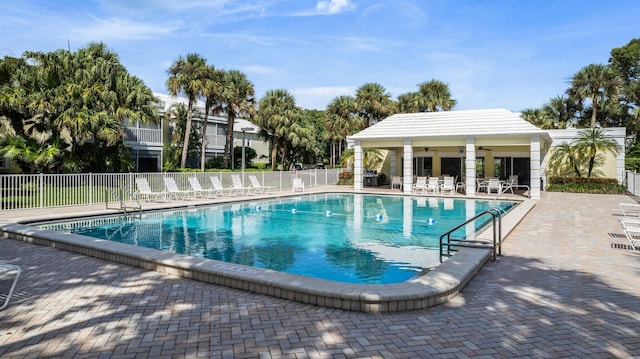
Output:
[2, 0, 640, 112]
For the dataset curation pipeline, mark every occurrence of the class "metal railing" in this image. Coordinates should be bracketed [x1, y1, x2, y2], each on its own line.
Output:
[124, 128, 163, 143]
[0, 169, 342, 211]
[439, 208, 503, 262]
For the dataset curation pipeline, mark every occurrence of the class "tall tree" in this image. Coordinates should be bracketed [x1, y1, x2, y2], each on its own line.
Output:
[567, 64, 621, 128]
[542, 95, 578, 128]
[355, 83, 392, 127]
[199, 66, 224, 171]
[0, 42, 157, 173]
[219, 70, 255, 169]
[417, 79, 457, 111]
[166, 53, 209, 168]
[325, 95, 362, 166]
[255, 89, 297, 171]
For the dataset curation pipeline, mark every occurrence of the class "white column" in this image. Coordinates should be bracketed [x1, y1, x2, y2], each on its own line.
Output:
[530, 135, 541, 199]
[403, 196, 412, 238]
[403, 139, 413, 194]
[465, 137, 476, 196]
[354, 141, 363, 191]
[390, 150, 397, 178]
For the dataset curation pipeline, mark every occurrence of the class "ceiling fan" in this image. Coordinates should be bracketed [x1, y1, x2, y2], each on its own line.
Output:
[477, 146, 492, 151]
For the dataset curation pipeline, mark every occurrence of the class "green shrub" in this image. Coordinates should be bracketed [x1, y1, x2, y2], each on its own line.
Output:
[625, 157, 640, 172]
[337, 171, 354, 185]
[547, 176, 626, 194]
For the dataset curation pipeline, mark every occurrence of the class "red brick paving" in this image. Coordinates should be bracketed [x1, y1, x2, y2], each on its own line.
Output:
[1, 192, 639, 358]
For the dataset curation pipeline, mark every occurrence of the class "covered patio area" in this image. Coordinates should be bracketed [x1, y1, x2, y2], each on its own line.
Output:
[348, 108, 552, 199]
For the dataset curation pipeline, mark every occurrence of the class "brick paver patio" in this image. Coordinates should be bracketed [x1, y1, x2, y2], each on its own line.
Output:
[0, 191, 639, 358]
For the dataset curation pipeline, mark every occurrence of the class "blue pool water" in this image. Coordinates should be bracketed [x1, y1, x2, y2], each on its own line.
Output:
[40, 194, 516, 284]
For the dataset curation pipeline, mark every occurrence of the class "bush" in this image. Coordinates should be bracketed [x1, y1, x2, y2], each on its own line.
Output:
[206, 156, 225, 169]
[626, 157, 640, 172]
[547, 176, 626, 194]
[337, 171, 353, 185]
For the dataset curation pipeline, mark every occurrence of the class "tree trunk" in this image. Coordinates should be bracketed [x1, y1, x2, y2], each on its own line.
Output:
[199, 105, 210, 171]
[271, 137, 278, 171]
[590, 96, 597, 128]
[223, 111, 235, 169]
[180, 100, 194, 168]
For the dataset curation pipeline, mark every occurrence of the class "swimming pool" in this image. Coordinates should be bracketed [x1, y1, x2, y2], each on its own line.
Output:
[39, 194, 517, 285]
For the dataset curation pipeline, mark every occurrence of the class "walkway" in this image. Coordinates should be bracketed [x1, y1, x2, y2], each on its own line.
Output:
[0, 191, 639, 358]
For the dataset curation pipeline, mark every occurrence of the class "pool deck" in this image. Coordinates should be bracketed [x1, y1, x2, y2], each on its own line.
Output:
[1, 188, 639, 357]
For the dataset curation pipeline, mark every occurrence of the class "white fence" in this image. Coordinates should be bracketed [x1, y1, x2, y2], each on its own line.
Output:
[625, 170, 640, 196]
[0, 169, 343, 211]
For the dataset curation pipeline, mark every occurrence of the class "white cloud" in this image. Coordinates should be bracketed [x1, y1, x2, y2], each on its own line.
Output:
[70, 17, 179, 42]
[315, 0, 355, 15]
[294, 0, 355, 16]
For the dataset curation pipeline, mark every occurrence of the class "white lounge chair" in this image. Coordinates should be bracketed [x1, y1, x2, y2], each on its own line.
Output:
[0, 263, 20, 310]
[619, 218, 640, 251]
[231, 174, 253, 195]
[412, 177, 427, 194]
[134, 177, 166, 202]
[424, 177, 440, 195]
[188, 177, 219, 198]
[209, 176, 236, 196]
[292, 178, 305, 192]
[441, 176, 456, 196]
[248, 175, 273, 193]
[619, 202, 640, 217]
[163, 177, 196, 199]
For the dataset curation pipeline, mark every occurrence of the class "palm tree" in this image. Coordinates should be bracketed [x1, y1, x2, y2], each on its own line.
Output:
[542, 95, 577, 128]
[521, 108, 555, 129]
[355, 83, 393, 127]
[166, 53, 209, 168]
[199, 66, 224, 171]
[396, 92, 420, 113]
[567, 64, 621, 128]
[573, 128, 621, 177]
[255, 89, 297, 171]
[325, 95, 362, 166]
[548, 142, 582, 177]
[417, 80, 456, 111]
[219, 70, 255, 169]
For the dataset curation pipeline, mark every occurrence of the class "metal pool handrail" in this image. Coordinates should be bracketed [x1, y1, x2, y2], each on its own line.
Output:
[439, 208, 503, 262]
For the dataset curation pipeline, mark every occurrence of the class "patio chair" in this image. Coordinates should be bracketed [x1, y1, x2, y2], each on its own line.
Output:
[390, 176, 403, 190]
[134, 177, 166, 202]
[502, 175, 518, 194]
[231, 174, 253, 195]
[163, 177, 196, 200]
[487, 178, 502, 194]
[188, 177, 219, 198]
[619, 218, 640, 251]
[292, 178, 305, 192]
[248, 175, 274, 193]
[477, 178, 487, 193]
[0, 263, 21, 311]
[441, 176, 456, 196]
[424, 177, 440, 195]
[209, 176, 236, 196]
[412, 177, 427, 194]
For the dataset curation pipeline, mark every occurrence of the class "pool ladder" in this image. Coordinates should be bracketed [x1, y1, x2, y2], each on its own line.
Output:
[105, 187, 141, 218]
[439, 208, 502, 262]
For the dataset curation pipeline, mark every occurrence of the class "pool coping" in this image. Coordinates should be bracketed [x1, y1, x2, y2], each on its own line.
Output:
[0, 191, 536, 312]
